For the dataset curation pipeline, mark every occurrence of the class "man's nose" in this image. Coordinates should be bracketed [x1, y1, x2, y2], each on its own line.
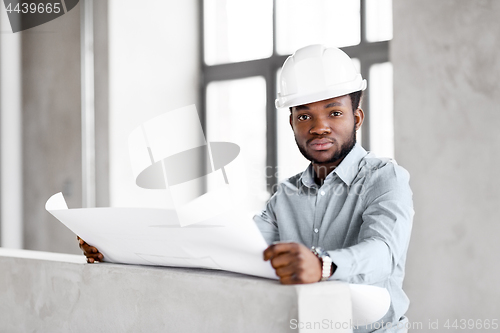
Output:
[309, 118, 331, 135]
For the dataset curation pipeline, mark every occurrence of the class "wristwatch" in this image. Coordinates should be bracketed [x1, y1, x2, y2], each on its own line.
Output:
[311, 246, 333, 281]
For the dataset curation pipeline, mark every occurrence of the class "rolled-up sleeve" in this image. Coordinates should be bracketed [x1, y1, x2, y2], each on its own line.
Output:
[329, 163, 414, 284]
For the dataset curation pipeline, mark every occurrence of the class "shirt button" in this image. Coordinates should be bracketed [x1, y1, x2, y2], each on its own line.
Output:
[320, 191, 325, 196]
[314, 228, 319, 233]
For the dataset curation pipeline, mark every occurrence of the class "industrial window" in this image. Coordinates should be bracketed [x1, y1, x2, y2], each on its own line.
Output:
[201, 0, 394, 211]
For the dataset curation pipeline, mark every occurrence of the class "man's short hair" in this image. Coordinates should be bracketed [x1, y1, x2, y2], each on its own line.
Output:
[349, 90, 363, 113]
[289, 90, 364, 114]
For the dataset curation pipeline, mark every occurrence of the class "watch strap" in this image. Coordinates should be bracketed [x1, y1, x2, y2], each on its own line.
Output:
[311, 246, 333, 281]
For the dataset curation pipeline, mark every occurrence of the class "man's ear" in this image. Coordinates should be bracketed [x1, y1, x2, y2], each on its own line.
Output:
[354, 108, 364, 131]
[289, 110, 293, 129]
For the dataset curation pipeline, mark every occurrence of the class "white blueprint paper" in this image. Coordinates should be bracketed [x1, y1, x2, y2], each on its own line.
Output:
[46, 192, 277, 279]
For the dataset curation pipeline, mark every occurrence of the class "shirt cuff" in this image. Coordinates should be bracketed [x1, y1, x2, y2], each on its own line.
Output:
[327, 249, 354, 281]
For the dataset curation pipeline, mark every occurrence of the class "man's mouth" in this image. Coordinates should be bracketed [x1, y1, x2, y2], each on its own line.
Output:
[308, 138, 334, 151]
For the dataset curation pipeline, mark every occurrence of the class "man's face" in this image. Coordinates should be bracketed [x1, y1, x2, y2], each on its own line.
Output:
[290, 95, 364, 167]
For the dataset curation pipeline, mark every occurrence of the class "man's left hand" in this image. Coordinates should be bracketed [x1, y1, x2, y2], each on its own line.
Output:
[263, 242, 321, 284]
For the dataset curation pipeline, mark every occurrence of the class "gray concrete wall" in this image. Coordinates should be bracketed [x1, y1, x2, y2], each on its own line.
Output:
[0, 249, 299, 333]
[392, 0, 500, 329]
[21, 3, 83, 254]
[19, 1, 109, 253]
[94, 0, 110, 208]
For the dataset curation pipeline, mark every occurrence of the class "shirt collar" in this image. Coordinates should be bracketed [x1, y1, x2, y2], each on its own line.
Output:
[299, 144, 368, 188]
[333, 144, 367, 186]
[300, 164, 317, 188]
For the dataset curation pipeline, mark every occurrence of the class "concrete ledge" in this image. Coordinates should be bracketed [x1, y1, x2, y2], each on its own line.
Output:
[0, 248, 301, 332]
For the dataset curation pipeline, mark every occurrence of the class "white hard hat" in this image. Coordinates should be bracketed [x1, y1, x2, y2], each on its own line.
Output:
[275, 44, 367, 109]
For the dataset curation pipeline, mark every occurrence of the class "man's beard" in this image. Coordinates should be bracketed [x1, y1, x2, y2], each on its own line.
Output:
[295, 124, 357, 165]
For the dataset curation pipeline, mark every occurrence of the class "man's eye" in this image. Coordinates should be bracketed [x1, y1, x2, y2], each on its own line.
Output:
[298, 115, 310, 121]
[331, 111, 342, 116]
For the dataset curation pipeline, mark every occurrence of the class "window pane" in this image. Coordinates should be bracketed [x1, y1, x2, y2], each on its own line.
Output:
[206, 77, 268, 212]
[369, 62, 394, 158]
[204, 0, 273, 65]
[365, 0, 393, 42]
[276, 109, 311, 182]
[276, 0, 361, 55]
[276, 68, 309, 182]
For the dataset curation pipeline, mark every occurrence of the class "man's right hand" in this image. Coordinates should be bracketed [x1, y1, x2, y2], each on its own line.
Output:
[77, 236, 103, 263]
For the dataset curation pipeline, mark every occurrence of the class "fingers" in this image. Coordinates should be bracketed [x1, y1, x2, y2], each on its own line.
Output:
[263, 242, 299, 261]
[76, 236, 103, 263]
[279, 274, 300, 285]
[272, 254, 307, 284]
[264, 243, 303, 283]
[264, 242, 323, 284]
[84, 248, 104, 263]
[274, 258, 298, 274]
[86, 255, 103, 264]
[269, 252, 296, 269]
[273, 263, 303, 285]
